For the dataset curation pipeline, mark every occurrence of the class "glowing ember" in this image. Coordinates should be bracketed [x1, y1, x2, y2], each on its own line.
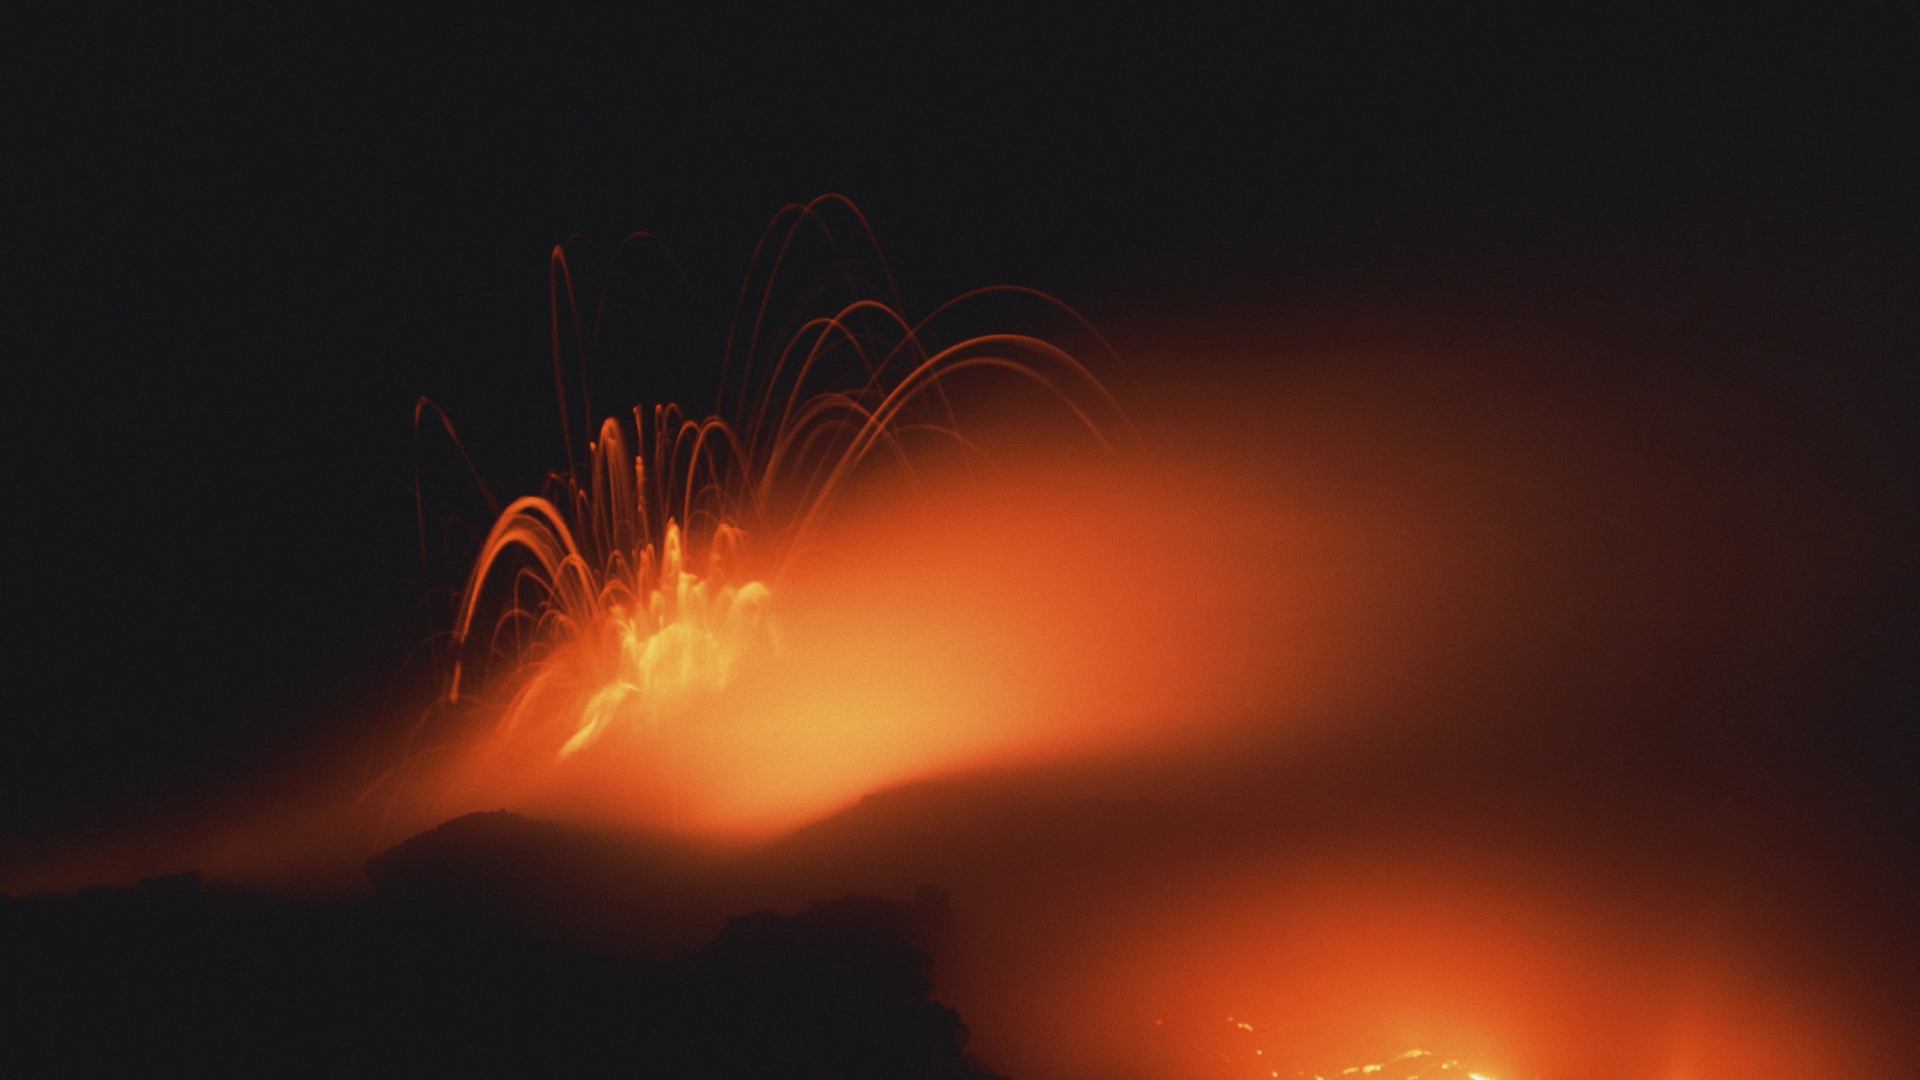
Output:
[1169, 1014, 1515, 1080]
[1324, 1047, 1499, 1080]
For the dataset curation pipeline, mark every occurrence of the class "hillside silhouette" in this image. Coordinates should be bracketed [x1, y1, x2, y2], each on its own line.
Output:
[3, 859, 1002, 1079]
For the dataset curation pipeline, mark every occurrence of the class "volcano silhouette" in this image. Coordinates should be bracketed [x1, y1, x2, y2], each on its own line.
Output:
[5, 816, 1005, 1079]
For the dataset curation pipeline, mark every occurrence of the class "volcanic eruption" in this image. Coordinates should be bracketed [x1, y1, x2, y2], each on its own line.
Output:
[398, 194, 1143, 838]
[14, 7, 1912, 1075]
[6, 197, 1910, 1080]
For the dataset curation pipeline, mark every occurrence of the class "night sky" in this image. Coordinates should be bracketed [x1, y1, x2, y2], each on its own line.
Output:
[10, 5, 1913, 857]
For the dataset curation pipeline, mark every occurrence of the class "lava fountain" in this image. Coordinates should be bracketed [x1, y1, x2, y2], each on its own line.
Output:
[397, 195, 1145, 838]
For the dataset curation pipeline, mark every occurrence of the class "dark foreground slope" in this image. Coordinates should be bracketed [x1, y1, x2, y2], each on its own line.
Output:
[1, 867, 999, 1079]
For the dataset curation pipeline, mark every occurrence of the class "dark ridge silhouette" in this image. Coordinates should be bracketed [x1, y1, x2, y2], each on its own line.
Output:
[364, 809, 727, 958]
[352, 788, 1189, 965]
[1, 868, 1002, 1079]
[651, 889, 983, 1080]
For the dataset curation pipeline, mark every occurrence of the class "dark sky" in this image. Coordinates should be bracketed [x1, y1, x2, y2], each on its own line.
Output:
[8, 7, 1913, 835]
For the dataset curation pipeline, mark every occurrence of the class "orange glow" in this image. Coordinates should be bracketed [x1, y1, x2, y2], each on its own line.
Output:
[8, 203, 1901, 1080]
[405, 442, 1429, 839]
[940, 850, 1876, 1080]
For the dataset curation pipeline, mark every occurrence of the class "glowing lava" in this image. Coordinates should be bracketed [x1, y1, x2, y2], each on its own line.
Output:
[406, 195, 1139, 836]
[1186, 1015, 1504, 1080]
[444, 421, 781, 759]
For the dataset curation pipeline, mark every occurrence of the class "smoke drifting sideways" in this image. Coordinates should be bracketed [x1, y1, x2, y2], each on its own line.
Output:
[8, 232, 1912, 1078]
[888, 309, 1912, 1079]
